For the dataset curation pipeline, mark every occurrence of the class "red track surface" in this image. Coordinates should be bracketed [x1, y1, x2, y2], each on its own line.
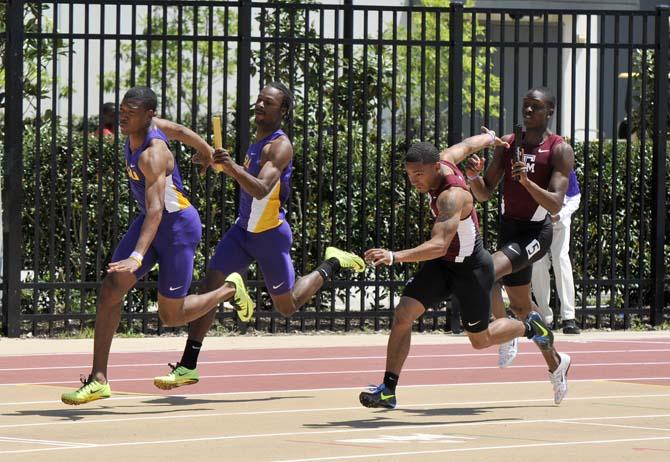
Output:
[2, 338, 669, 394]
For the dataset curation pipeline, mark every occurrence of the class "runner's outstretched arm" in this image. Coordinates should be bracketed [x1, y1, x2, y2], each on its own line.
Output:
[440, 126, 509, 165]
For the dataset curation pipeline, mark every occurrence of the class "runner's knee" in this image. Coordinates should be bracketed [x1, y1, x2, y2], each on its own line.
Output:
[392, 304, 420, 328]
[273, 299, 296, 318]
[158, 300, 186, 327]
[100, 274, 129, 303]
[468, 331, 492, 350]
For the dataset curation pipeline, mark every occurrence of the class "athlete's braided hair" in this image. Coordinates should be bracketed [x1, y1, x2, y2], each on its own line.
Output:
[266, 81, 294, 124]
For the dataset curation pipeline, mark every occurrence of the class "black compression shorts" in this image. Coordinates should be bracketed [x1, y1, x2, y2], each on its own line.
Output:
[498, 215, 553, 286]
[402, 248, 494, 333]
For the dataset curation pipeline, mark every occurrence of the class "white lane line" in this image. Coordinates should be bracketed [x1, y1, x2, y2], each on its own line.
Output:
[0, 436, 94, 448]
[271, 436, 670, 462]
[338, 433, 476, 444]
[0, 338, 667, 359]
[594, 340, 670, 345]
[1, 415, 670, 455]
[3, 380, 670, 407]
[2, 361, 670, 387]
[2, 349, 670, 372]
[558, 420, 670, 432]
[2, 393, 670, 429]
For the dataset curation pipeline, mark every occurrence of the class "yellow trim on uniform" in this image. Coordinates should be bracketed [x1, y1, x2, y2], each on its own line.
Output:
[173, 186, 191, 209]
[126, 161, 141, 181]
[251, 182, 282, 232]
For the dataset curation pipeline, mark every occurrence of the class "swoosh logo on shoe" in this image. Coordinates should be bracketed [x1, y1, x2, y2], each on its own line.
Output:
[380, 393, 395, 400]
[532, 320, 549, 337]
[237, 306, 251, 319]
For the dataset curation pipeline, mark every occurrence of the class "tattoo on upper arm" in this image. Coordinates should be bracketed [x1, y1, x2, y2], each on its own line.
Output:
[435, 190, 462, 223]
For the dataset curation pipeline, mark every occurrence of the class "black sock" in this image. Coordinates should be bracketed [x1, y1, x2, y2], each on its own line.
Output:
[179, 339, 202, 370]
[383, 371, 399, 393]
[316, 257, 341, 280]
[524, 320, 534, 339]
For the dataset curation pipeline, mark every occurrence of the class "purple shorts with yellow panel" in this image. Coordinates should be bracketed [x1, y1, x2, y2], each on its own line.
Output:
[112, 206, 202, 298]
[208, 220, 295, 295]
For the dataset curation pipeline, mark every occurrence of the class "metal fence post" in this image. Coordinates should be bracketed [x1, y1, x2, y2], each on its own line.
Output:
[236, 0, 252, 161]
[448, 0, 464, 146]
[344, 0, 353, 65]
[1, 164, 3, 332]
[3, 0, 25, 337]
[650, 5, 669, 326]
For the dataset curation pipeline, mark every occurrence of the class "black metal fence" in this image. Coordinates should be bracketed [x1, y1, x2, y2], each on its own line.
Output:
[2, 0, 668, 337]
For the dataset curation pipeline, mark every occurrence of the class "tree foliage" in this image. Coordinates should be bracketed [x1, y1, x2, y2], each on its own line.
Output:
[0, 2, 68, 121]
[103, 5, 238, 126]
[631, 48, 670, 140]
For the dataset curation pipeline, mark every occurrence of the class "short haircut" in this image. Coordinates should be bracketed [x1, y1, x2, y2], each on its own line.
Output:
[527, 86, 556, 109]
[405, 142, 440, 164]
[122, 86, 158, 111]
[265, 81, 294, 120]
[102, 102, 116, 114]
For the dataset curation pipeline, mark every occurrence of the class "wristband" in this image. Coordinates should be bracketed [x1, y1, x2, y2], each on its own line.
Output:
[487, 130, 496, 145]
[467, 173, 480, 181]
[129, 251, 143, 266]
[388, 251, 394, 265]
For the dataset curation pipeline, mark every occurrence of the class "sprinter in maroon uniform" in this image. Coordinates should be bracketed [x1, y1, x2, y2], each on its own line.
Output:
[358, 133, 558, 410]
[467, 87, 573, 404]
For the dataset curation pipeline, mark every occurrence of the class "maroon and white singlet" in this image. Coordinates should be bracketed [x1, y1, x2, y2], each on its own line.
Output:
[500, 133, 564, 222]
[428, 160, 482, 263]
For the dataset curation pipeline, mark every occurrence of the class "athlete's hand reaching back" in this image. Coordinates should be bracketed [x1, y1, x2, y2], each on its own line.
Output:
[364, 248, 394, 267]
[465, 154, 485, 178]
[480, 126, 509, 149]
[463, 127, 508, 179]
[191, 147, 215, 175]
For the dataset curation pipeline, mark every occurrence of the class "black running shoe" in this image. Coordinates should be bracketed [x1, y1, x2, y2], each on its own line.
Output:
[528, 311, 554, 350]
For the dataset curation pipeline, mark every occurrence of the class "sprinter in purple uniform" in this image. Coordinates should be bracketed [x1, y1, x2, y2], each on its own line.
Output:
[62, 87, 252, 405]
[153, 82, 366, 390]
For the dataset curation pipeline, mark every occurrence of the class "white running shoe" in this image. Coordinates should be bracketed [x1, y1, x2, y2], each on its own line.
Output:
[549, 352, 571, 404]
[498, 337, 518, 368]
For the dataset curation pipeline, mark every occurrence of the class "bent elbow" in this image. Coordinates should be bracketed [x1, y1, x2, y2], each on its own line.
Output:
[253, 188, 271, 200]
[145, 206, 164, 220]
[474, 191, 490, 202]
[439, 240, 452, 257]
[547, 203, 562, 215]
